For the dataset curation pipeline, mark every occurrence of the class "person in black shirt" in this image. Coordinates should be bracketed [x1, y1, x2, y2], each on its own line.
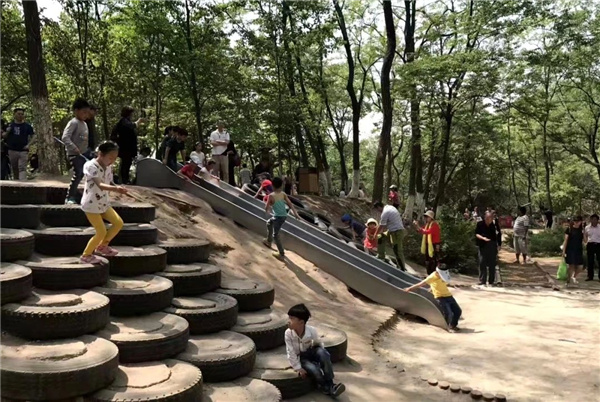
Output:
[163, 127, 188, 171]
[475, 212, 500, 285]
[111, 106, 145, 184]
[225, 140, 238, 186]
[157, 126, 177, 162]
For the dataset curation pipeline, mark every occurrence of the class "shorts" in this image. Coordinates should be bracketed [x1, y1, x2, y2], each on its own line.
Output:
[514, 236, 528, 254]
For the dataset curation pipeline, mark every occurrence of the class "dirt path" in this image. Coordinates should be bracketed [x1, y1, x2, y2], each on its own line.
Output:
[375, 286, 600, 401]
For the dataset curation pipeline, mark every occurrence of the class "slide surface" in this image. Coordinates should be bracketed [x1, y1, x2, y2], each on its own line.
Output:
[137, 159, 447, 328]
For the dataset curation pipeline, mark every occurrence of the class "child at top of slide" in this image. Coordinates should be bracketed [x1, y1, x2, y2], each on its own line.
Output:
[80, 141, 127, 264]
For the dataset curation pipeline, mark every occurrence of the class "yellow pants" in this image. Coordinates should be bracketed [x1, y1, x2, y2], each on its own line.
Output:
[82, 207, 124, 256]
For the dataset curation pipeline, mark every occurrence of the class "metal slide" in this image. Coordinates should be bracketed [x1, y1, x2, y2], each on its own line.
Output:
[136, 159, 447, 328]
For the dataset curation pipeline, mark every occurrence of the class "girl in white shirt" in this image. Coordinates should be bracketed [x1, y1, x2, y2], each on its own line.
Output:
[80, 141, 128, 264]
[190, 142, 205, 167]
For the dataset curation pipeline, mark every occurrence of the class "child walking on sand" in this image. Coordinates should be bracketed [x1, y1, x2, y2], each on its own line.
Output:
[263, 177, 300, 260]
[285, 304, 346, 397]
[404, 265, 462, 332]
[80, 141, 128, 264]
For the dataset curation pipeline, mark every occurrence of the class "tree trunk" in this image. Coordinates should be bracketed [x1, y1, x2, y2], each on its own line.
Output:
[542, 121, 552, 210]
[404, 0, 423, 219]
[23, 0, 59, 174]
[372, 0, 396, 204]
[506, 105, 520, 207]
[184, 0, 203, 145]
[433, 110, 452, 211]
[333, 0, 361, 198]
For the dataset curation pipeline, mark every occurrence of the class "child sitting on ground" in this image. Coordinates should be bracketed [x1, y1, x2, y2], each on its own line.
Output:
[404, 265, 462, 332]
[263, 177, 300, 260]
[285, 304, 346, 397]
[80, 141, 127, 264]
[364, 218, 379, 253]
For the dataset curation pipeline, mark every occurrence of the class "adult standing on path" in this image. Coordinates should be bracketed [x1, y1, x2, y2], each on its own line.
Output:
[513, 206, 530, 264]
[62, 99, 91, 204]
[373, 201, 406, 271]
[585, 214, 600, 281]
[562, 216, 585, 286]
[3, 108, 34, 181]
[210, 121, 230, 182]
[475, 212, 500, 286]
[413, 210, 441, 275]
[110, 106, 145, 184]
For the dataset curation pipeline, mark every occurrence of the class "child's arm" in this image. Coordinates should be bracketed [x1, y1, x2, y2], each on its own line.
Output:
[284, 194, 300, 219]
[180, 149, 186, 163]
[265, 195, 272, 216]
[254, 185, 262, 199]
[92, 177, 128, 194]
[404, 278, 428, 293]
[162, 147, 170, 164]
[285, 331, 307, 377]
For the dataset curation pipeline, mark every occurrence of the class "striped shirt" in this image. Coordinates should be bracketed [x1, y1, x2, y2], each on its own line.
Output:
[380, 205, 404, 232]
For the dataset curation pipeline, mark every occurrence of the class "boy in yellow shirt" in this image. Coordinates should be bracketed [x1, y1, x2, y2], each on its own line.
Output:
[404, 265, 462, 332]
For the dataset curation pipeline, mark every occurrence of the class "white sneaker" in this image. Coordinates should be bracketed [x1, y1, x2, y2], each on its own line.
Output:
[572, 277, 578, 285]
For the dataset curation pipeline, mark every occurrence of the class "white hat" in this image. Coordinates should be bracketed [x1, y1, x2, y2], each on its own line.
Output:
[366, 218, 378, 225]
[424, 210, 435, 219]
[436, 267, 451, 283]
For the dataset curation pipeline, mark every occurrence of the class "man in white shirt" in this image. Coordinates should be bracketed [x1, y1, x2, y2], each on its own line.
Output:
[285, 304, 345, 397]
[585, 213, 600, 281]
[374, 201, 406, 271]
[513, 206, 530, 264]
[210, 121, 230, 182]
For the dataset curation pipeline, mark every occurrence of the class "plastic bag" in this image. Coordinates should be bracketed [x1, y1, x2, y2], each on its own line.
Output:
[556, 259, 568, 281]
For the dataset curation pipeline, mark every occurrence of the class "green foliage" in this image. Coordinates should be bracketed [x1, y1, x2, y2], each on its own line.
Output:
[405, 216, 479, 274]
[506, 229, 565, 257]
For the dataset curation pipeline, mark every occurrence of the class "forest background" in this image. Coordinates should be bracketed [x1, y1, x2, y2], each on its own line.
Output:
[2, 0, 599, 220]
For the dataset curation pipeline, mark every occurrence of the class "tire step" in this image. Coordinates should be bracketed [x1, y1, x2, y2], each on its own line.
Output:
[1, 229, 35, 262]
[0, 205, 40, 229]
[1, 334, 119, 401]
[177, 331, 256, 382]
[0, 263, 33, 305]
[38, 203, 156, 227]
[0, 181, 47, 205]
[1, 289, 110, 340]
[93, 274, 173, 316]
[107, 246, 167, 277]
[166, 293, 238, 335]
[157, 239, 211, 264]
[157, 263, 221, 296]
[17, 254, 109, 290]
[215, 279, 275, 312]
[96, 313, 189, 363]
[203, 378, 282, 402]
[231, 309, 287, 351]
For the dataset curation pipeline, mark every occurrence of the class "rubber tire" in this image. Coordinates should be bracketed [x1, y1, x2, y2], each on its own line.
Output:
[45, 185, 68, 204]
[177, 331, 256, 382]
[0, 263, 32, 305]
[158, 239, 211, 264]
[0, 182, 47, 204]
[157, 263, 221, 297]
[231, 309, 288, 351]
[288, 195, 307, 210]
[243, 184, 260, 197]
[249, 347, 314, 399]
[0, 204, 40, 229]
[327, 226, 346, 241]
[312, 324, 349, 363]
[39, 204, 89, 226]
[314, 212, 332, 227]
[88, 360, 202, 402]
[18, 254, 109, 290]
[107, 246, 167, 277]
[29, 227, 94, 256]
[111, 223, 158, 247]
[1, 229, 35, 261]
[165, 293, 238, 335]
[96, 313, 190, 363]
[93, 274, 174, 316]
[297, 209, 316, 225]
[112, 202, 156, 223]
[0, 334, 119, 400]
[203, 378, 281, 402]
[1, 289, 110, 340]
[215, 279, 275, 312]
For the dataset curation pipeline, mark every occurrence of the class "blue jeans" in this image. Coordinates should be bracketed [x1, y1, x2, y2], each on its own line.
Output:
[437, 296, 462, 328]
[300, 346, 334, 390]
[267, 216, 287, 255]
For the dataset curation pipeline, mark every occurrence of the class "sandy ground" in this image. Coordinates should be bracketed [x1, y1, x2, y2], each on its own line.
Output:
[23, 179, 600, 401]
[376, 286, 600, 401]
